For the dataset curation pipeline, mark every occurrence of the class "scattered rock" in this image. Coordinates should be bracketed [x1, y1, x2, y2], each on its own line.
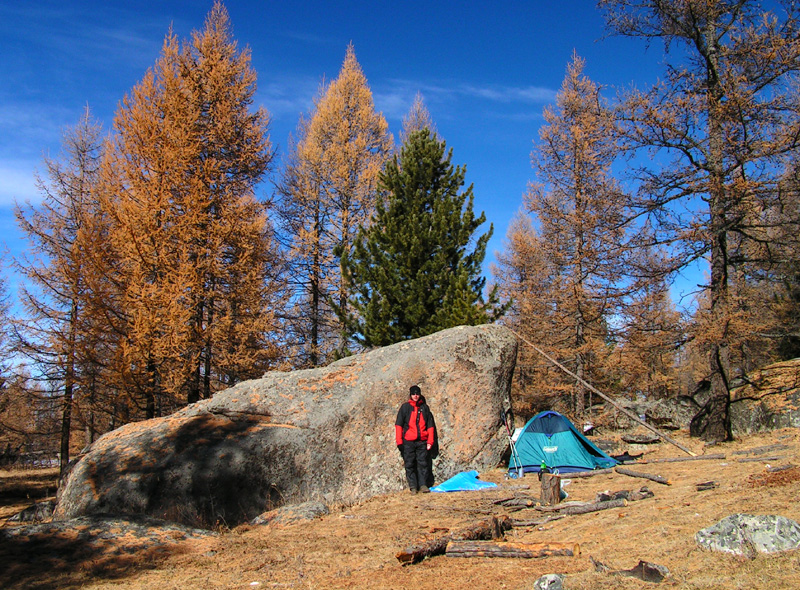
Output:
[695, 514, 800, 558]
[595, 487, 654, 503]
[592, 439, 620, 454]
[6, 499, 54, 523]
[590, 557, 669, 583]
[533, 573, 564, 589]
[251, 501, 329, 526]
[618, 560, 670, 583]
[610, 451, 643, 463]
[54, 325, 518, 527]
[621, 433, 661, 445]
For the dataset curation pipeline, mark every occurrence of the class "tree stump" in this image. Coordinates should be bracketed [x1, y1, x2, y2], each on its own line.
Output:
[540, 473, 561, 505]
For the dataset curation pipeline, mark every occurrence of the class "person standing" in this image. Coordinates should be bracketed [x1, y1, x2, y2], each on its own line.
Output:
[395, 385, 436, 493]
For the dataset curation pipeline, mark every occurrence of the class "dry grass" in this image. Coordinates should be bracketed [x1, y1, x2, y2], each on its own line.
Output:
[0, 467, 59, 521]
[2, 429, 800, 589]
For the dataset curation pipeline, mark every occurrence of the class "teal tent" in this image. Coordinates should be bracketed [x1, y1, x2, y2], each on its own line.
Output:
[509, 411, 617, 474]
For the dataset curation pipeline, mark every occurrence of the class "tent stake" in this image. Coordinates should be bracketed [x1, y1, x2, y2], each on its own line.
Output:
[509, 329, 696, 457]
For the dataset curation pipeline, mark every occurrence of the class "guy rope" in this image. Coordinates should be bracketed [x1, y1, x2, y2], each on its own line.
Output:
[508, 328, 696, 457]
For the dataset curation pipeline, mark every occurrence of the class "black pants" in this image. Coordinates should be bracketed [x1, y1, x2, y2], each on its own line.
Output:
[402, 440, 431, 490]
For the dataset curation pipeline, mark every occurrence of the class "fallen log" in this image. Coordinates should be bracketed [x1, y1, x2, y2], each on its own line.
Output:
[494, 497, 537, 509]
[615, 467, 671, 486]
[766, 464, 796, 473]
[509, 514, 565, 527]
[638, 453, 725, 464]
[559, 468, 614, 479]
[737, 456, 782, 463]
[732, 443, 790, 456]
[558, 498, 627, 515]
[535, 500, 592, 512]
[395, 516, 510, 564]
[446, 540, 579, 558]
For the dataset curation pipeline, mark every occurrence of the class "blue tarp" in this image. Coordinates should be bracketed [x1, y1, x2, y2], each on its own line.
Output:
[430, 470, 498, 493]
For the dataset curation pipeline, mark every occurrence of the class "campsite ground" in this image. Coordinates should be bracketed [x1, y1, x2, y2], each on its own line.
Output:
[2, 428, 800, 590]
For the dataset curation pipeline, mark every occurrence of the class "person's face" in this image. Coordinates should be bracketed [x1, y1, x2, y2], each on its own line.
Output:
[411, 392, 420, 400]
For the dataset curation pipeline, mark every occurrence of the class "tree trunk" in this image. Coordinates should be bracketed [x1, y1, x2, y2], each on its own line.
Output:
[60, 299, 79, 474]
[702, 13, 734, 443]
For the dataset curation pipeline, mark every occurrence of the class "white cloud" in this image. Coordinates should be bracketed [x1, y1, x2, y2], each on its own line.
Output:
[378, 78, 556, 112]
[0, 161, 40, 207]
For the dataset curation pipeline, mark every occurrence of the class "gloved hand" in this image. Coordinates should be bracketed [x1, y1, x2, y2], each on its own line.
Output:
[397, 444, 404, 457]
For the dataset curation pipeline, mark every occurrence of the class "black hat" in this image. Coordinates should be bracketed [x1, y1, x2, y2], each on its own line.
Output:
[409, 385, 421, 397]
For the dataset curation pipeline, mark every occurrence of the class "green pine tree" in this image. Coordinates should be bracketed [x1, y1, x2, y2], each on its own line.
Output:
[341, 128, 506, 348]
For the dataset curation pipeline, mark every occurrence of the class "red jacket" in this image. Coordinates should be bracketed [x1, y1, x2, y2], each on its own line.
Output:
[395, 398, 434, 446]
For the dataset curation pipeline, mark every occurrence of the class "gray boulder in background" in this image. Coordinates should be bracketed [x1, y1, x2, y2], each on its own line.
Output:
[53, 324, 517, 528]
[729, 359, 800, 434]
[696, 514, 800, 558]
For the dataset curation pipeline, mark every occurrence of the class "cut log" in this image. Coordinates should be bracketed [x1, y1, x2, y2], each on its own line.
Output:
[540, 473, 561, 506]
[737, 456, 782, 463]
[639, 453, 725, 464]
[395, 516, 511, 564]
[446, 540, 579, 558]
[615, 467, 671, 486]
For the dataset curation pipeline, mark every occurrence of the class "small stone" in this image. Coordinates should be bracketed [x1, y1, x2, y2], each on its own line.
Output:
[534, 573, 564, 590]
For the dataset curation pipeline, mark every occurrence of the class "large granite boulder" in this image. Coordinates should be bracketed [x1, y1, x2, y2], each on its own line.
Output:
[54, 324, 518, 527]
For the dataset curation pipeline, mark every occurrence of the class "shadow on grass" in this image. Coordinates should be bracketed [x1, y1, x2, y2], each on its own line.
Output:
[0, 515, 214, 590]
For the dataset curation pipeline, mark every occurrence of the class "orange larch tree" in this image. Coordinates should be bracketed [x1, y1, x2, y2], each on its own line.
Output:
[600, 0, 800, 441]
[101, 2, 282, 414]
[13, 108, 108, 470]
[519, 55, 633, 417]
[276, 44, 393, 366]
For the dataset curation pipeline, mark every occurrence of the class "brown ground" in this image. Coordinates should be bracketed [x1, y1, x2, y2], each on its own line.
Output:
[2, 428, 800, 590]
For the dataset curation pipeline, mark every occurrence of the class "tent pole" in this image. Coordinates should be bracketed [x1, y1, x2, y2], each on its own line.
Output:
[509, 329, 697, 457]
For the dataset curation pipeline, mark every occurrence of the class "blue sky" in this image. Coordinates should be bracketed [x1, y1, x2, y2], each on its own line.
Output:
[1, 1, 684, 302]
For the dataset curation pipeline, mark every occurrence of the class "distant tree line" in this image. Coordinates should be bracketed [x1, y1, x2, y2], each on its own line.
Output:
[1, 1, 798, 471]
